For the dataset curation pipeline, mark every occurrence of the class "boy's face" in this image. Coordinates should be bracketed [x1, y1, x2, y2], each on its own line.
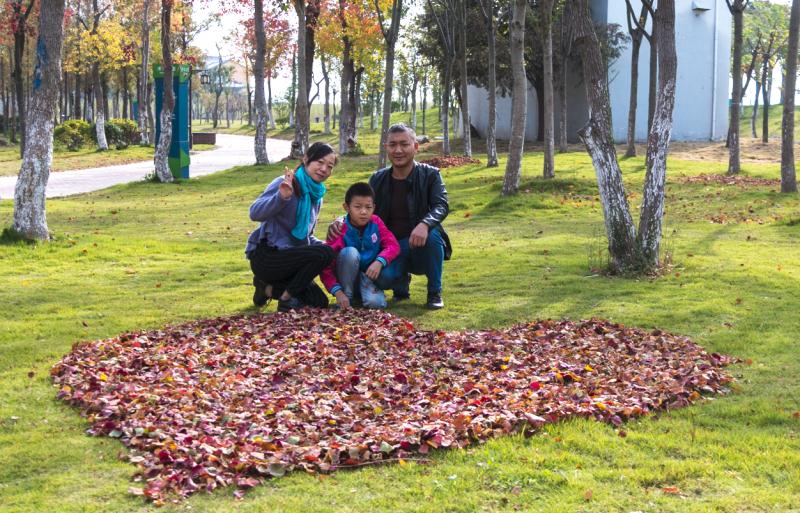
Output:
[344, 195, 375, 228]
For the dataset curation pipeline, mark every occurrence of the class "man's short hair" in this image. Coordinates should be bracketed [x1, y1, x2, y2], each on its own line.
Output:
[387, 123, 417, 140]
[344, 182, 375, 204]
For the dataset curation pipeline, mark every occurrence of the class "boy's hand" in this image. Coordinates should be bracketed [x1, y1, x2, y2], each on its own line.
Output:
[365, 260, 383, 280]
[409, 222, 429, 248]
[278, 166, 295, 199]
[327, 217, 344, 241]
[335, 290, 351, 309]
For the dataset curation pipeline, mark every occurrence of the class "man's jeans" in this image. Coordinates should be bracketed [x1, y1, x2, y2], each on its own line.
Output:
[376, 228, 445, 295]
[336, 247, 387, 308]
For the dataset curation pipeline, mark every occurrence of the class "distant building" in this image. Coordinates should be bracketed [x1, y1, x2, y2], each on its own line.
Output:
[468, 0, 731, 142]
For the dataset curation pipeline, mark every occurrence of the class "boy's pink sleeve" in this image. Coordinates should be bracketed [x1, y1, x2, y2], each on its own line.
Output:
[320, 226, 347, 294]
[374, 215, 400, 264]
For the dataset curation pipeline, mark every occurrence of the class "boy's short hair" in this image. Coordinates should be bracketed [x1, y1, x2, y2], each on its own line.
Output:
[345, 182, 375, 204]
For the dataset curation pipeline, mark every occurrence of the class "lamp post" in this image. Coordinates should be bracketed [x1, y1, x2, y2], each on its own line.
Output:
[189, 68, 211, 149]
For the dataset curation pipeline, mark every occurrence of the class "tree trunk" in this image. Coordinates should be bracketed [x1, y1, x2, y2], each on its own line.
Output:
[624, 34, 641, 157]
[74, 72, 82, 121]
[321, 56, 330, 134]
[761, 56, 770, 143]
[12, 0, 66, 240]
[502, 0, 527, 195]
[245, 57, 252, 126]
[542, 0, 555, 178]
[377, 0, 402, 168]
[338, 0, 358, 155]
[441, 66, 452, 155]
[411, 67, 418, 129]
[781, 0, 799, 193]
[751, 79, 760, 138]
[122, 68, 129, 119]
[421, 72, 427, 134]
[268, 76, 275, 129]
[572, 0, 637, 272]
[139, 0, 151, 144]
[481, 0, 498, 166]
[559, 17, 569, 153]
[292, 0, 309, 158]
[13, 20, 28, 158]
[727, 0, 745, 174]
[153, 0, 174, 183]
[637, 0, 677, 268]
[254, 0, 269, 164]
[458, 0, 471, 157]
[93, 65, 108, 150]
[647, 19, 657, 134]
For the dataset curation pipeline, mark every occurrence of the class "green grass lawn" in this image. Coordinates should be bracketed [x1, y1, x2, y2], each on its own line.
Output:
[1, 115, 800, 512]
[0, 144, 216, 178]
[740, 104, 800, 140]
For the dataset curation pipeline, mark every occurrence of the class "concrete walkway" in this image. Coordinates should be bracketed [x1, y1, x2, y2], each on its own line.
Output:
[0, 134, 291, 200]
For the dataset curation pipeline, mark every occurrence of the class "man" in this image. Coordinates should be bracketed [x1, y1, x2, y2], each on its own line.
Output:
[329, 123, 451, 309]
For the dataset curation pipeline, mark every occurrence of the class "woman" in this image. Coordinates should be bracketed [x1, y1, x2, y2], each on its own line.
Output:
[245, 142, 337, 311]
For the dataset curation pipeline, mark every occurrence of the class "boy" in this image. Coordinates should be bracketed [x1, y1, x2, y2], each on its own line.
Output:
[321, 183, 400, 309]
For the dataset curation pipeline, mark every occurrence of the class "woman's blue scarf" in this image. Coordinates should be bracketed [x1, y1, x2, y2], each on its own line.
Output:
[291, 165, 326, 240]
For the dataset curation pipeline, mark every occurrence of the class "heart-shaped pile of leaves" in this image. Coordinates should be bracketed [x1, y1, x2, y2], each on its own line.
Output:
[52, 310, 733, 503]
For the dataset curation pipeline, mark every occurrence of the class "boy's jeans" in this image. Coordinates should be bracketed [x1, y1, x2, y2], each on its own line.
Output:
[376, 228, 445, 295]
[336, 247, 388, 308]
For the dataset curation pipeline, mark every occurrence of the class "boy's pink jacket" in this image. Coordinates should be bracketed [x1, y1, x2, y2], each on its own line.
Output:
[320, 215, 400, 294]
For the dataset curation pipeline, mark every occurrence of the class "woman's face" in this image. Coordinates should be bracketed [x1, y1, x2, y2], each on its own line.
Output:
[304, 152, 337, 183]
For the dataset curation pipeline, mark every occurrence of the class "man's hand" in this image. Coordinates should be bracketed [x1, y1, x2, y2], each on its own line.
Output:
[327, 218, 344, 242]
[278, 166, 295, 199]
[365, 260, 383, 280]
[409, 222, 429, 248]
[335, 290, 351, 309]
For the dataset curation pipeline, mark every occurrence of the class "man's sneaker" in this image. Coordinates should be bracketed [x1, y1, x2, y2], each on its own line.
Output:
[252, 277, 271, 307]
[277, 296, 305, 312]
[426, 292, 444, 310]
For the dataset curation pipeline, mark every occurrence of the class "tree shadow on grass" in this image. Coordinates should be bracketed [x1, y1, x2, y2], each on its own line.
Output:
[0, 227, 35, 246]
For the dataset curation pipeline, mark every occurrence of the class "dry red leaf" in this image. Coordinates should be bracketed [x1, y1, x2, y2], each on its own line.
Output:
[51, 310, 734, 502]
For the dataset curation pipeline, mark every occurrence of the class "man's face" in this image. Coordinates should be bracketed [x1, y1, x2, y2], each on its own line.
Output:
[385, 131, 419, 169]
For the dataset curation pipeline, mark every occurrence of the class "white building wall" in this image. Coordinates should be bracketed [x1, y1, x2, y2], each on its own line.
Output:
[469, 0, 731, 143]
[467, 84, 539, 143]
[606, 0, 731, 141]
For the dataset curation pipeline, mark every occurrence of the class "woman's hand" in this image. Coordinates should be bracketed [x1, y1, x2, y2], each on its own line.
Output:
[335, 290, 351, 309]
[365, 260, 383, 281]
[327, 218, 344, 241]
[278, 166, 295, 199]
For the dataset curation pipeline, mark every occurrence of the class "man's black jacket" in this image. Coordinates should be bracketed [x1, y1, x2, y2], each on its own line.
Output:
[369, 162, 452, 260]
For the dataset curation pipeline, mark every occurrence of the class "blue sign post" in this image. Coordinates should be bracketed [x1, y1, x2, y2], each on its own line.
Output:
[154, 63, 191, 179]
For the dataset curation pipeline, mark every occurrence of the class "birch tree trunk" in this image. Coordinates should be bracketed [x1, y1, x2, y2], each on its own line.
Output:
[637, 0, 677, 268]
[480, 0, 497, 166]
[268, 76, 276, 129]
[376, 0, 403, 168]
[761, 55, 770, 143]
[781, 0, 798, 193]
[647, 19, 657, 134]
[458, 0, 471, 157]
[139, 0, 151, 144]
[321, 56, 330, 134]
[292, 0, 309, 158]
[502, 0, 527, 195]
[254, 0, 269, 164]
[93, 65, 108, 150]
[12, 0, 66, 240]
[572, 0, 637, 272]
[542, 0, 555, 178]
[441, 66, 452, 155]
[751, 79, 760, 138]
[153, 0, 173, 183]
[727, 0, 747, 174]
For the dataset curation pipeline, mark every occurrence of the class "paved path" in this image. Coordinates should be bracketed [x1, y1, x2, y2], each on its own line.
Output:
[0, 134, 291, 200]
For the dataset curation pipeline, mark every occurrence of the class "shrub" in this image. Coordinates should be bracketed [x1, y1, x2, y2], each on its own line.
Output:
[104, 118, 139, 147]
[54, 119, 92, 151]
